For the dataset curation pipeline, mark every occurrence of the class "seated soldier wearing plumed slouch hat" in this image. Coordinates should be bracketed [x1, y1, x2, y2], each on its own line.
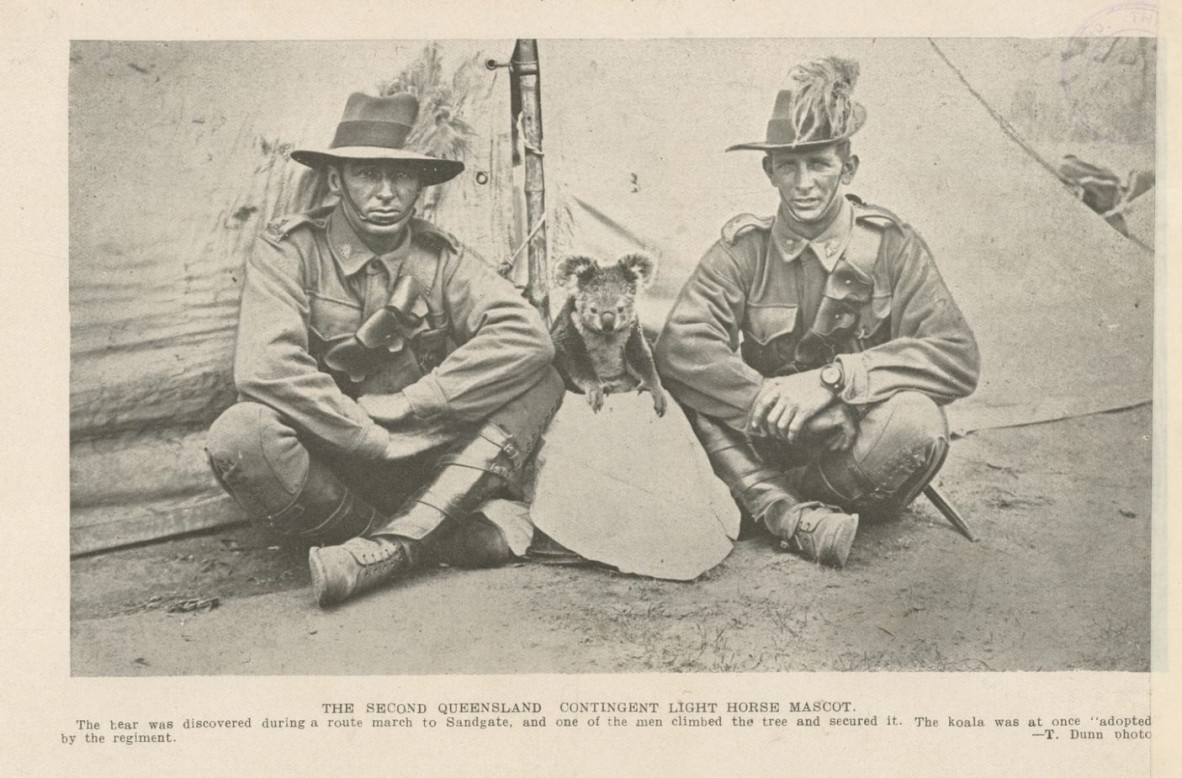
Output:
[654, 56, 981, 568]
[206, 92, 563, 607]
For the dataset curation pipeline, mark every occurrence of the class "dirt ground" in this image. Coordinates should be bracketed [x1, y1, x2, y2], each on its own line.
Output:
[70, 405, 1153, 675]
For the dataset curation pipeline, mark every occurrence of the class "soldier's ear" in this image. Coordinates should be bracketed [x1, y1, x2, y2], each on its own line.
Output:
[841, 154, 860, 185]
[618, 253, 656, 286]
[553, 255, 597, 287]
[326, 165, 343, 196]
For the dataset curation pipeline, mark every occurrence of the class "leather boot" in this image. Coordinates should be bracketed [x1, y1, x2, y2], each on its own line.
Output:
[689, 410, 858, 568]
[308, 535, 421, 607]
[719, 445, 859, 568]
[433, 512, 514, 569]
[209, 451, 380, 546]
[765, 501, 859, 569]
[308, 423, 519, 607]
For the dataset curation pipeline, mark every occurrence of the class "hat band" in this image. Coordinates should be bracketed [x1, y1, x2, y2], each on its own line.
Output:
[331, 120, 413, 150]
[767, 117, 840, 147]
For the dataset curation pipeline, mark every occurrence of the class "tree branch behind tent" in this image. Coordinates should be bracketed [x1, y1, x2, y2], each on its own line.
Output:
[284, 44, 488, 226]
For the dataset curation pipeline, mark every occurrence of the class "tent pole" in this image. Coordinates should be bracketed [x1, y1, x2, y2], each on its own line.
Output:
[511, 39, 550, 324]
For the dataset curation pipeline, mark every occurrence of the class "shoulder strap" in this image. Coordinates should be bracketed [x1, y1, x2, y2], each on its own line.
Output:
[409, 217, 461, 253]
[260, 204, 334, 246]
[721, 213, 773, 245]
[851, 198, 907, 231]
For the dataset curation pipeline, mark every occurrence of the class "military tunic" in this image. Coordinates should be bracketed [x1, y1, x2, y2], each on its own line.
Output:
[233, 205, 556, 459]
[207, 203, 561, 550]
[655, 195, 981, 432]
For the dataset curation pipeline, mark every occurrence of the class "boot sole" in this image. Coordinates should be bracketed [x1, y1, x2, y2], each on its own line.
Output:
[307, 546, 335, 609]
[824, 515, 859, 569]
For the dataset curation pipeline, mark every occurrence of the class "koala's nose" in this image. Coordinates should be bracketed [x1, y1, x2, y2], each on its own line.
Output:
[600, 311, 616, 331]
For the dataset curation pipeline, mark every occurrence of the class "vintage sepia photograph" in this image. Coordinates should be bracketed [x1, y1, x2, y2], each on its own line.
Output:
[69, 36, 1155, 676]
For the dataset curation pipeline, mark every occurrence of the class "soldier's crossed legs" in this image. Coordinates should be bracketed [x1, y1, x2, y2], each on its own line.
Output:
[687, 391, 949, 540]
[206, 368, 565, 558]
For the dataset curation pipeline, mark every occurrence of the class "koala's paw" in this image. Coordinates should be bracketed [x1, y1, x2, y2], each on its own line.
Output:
[652, 390, 667, 418]
[586, 386, 605, 413]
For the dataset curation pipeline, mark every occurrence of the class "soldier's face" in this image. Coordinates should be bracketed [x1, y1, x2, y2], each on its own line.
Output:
[763, 146, 858, 227]
[329, 160, 423, 237]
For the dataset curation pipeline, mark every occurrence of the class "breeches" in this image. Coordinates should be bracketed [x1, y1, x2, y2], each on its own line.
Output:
[206, 368, 565, 545]
[688, 391, 949, 523]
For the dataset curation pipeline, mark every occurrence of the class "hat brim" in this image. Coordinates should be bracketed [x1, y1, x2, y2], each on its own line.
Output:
[290, 146, 465, 186]
[726, 110, 867, 153]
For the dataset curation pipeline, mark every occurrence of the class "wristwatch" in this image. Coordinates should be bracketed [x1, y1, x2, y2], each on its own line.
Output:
[819, 362, 844, 394]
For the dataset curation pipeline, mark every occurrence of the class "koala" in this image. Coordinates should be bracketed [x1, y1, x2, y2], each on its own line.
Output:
[550, 253, 667, 417]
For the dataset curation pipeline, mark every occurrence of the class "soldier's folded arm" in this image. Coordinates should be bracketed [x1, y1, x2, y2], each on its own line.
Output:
[833, 229, 981, 407]
[233, 238, 391, 459]
[654, 243, 766, 432]
[400, 247, 555, 423]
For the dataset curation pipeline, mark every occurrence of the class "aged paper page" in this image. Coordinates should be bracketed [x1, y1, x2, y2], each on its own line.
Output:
[1, 0, 1176, 775]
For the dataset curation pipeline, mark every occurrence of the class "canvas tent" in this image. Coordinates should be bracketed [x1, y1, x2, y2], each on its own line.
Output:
[69, 39, 1154, 555]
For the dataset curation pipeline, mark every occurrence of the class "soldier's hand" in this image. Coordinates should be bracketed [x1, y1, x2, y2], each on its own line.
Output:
[800, 403, 859, 451]
[747, 370, 835, 443]
[359, 392, 414, 425]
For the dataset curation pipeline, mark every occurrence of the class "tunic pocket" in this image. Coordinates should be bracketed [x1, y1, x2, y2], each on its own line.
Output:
[308, 295, 365, 385]
[744, 304, 798, 345]
[742, 305, 799, 376]
[308, 294, 362, 341]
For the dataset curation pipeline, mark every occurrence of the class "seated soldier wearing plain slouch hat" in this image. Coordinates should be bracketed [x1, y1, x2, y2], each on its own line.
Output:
[206, 92, 563, 607]
[654, 57, 980, 567]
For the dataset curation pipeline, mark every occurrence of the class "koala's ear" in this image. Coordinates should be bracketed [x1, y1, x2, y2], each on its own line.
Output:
[553, 255, 597, 287]
[618, 253, 656, 286]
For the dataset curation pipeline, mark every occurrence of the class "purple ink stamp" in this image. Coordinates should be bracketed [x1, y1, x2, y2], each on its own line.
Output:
[1060, 3, 1157, 144]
